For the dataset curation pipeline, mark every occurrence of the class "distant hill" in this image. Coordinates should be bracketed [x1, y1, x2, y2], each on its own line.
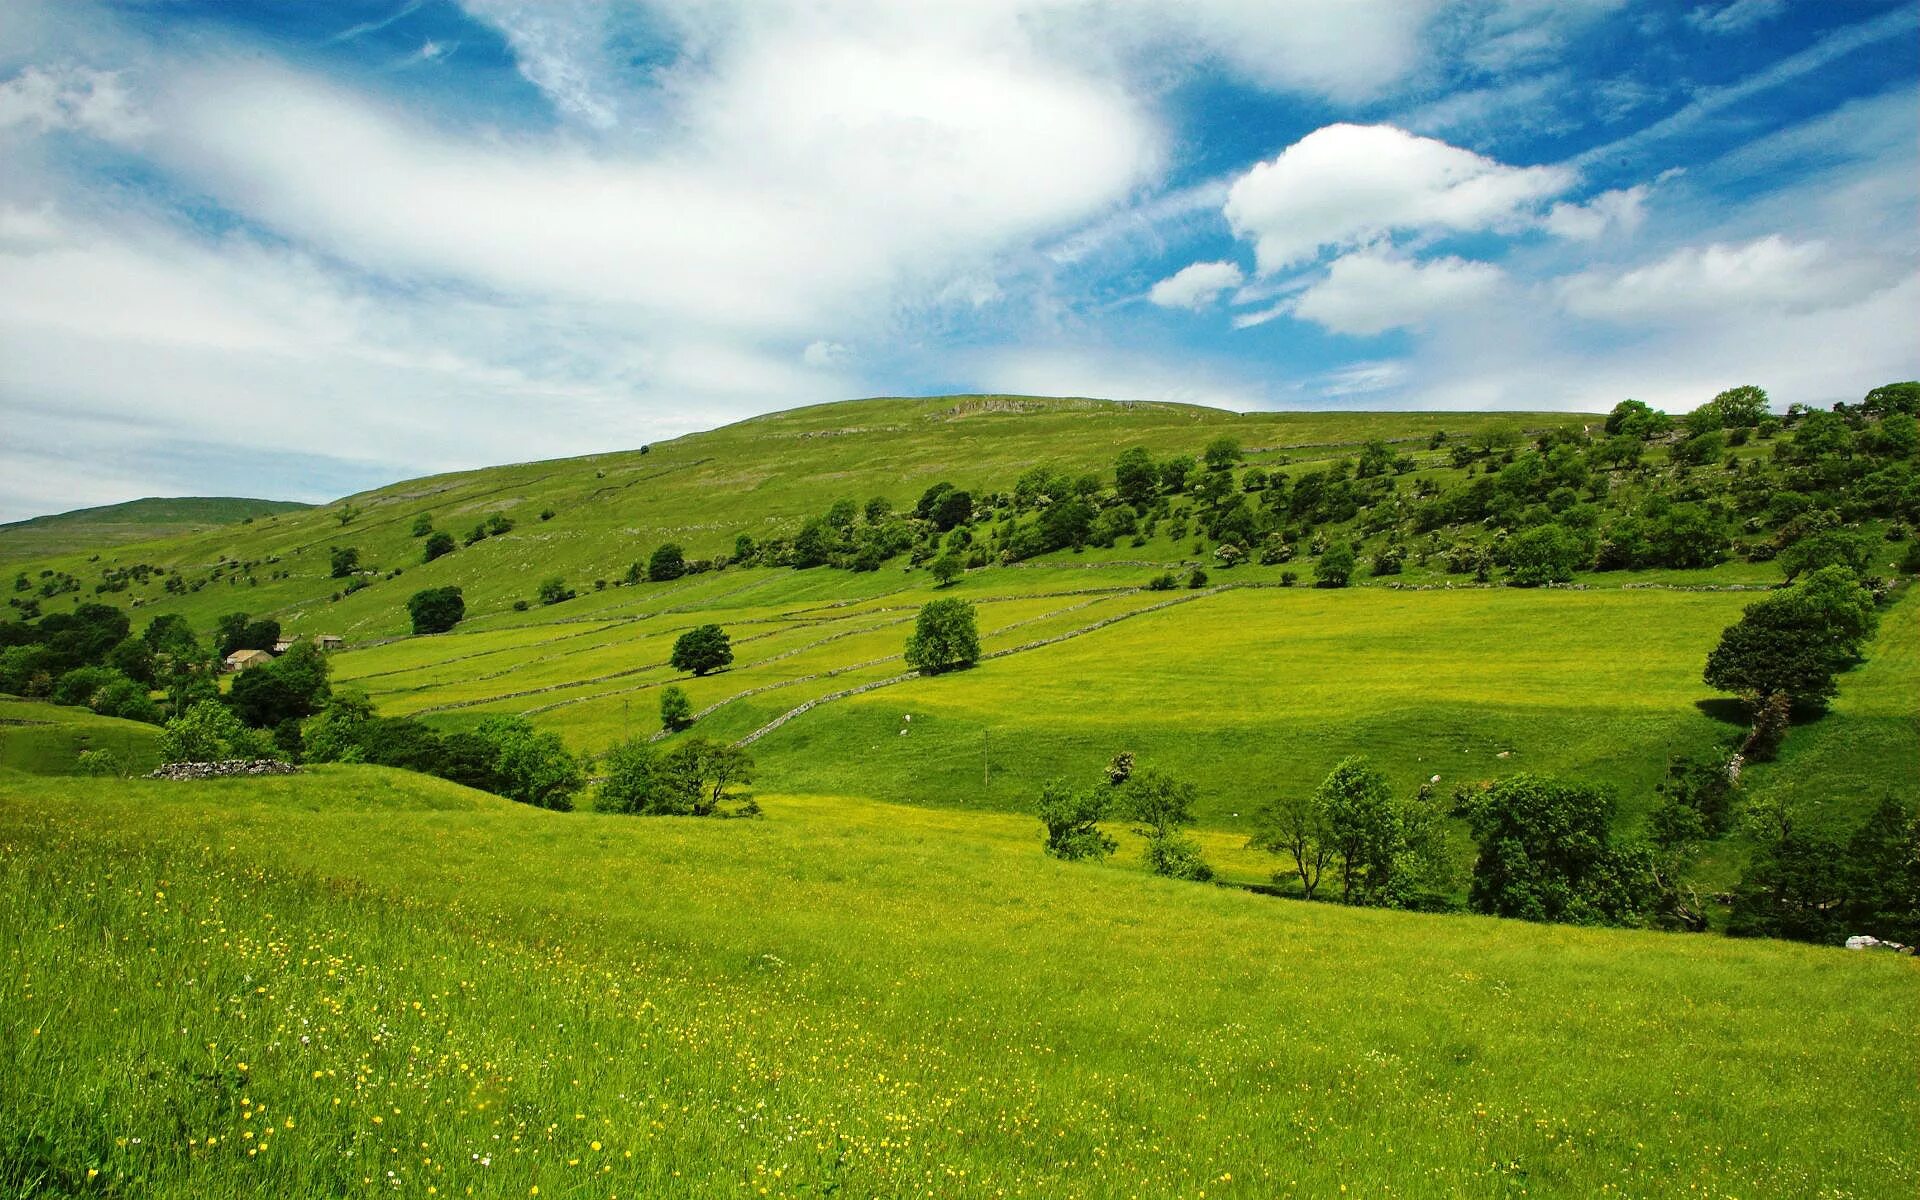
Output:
[0, 496, 312, 565]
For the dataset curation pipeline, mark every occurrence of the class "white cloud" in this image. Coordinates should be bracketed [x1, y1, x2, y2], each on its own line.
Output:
[1687, 0, 1786, 36]
[1147, 260, 1244, 309]
[144, 48, 1159, 336]
[802, 340, 853, 368]
[1291, 251, 1505, 336]
[1222, 124, 1573, 273]
[1545, 184, 1650, 240]
[454, 0, 621, 127]
[0, 65, 149, 140]
[1559, 235, 1887, 321]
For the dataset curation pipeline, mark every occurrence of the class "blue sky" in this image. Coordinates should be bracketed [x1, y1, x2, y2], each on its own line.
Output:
[0, 0, 1914, 519]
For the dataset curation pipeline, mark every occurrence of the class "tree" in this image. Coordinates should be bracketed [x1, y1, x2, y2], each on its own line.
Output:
[1505, 523, 1586, 586]
[1039, 496, 1094, 550]
[930, 489, 973, 532]
[1114, 447, 1158, 508]
[52, 666, 124, 709]
[648, 543, 687, 581]
[602, 736, 755, 816]
[1316, 756, 1399, 904]
[158, 700, 274, 762]
[1314, 541, 1355, 588]
[1777, 529, 1875, 582]
[931, 552, 964, 587]
[476, 715, 584, 811]
[1248, 790, 1335, 900]
[671, 624, 733, 675]
[1704, 564, 1877, 711]
[1036, 780, 1115, 860]
[407, 586, 466, 634]
[1203, 436, 1242, 472]
[1842, 797, 1920, 944]
[597, 737, 667, 813]
[1356, 438, 1394, 478]
[667, 737, 757, 815]
[659, 684, 693, 732]
[1120, 768, 1212, 881]
[214, 613, 253, 657]
[1689, 384, 1770, 432]
[230, 642, 330, 728]
[1462, 774, 1646, 925]
[92, 676, 161, 724]
[916, 482, 955, 519]
[537, 577, 576, 605]
[1604, 399, 1669, 440]
[226, 669, 308, 729]
[905, 598, 980, 675]
[422, 531, 455, 562]
[303, 690, 377, 763]
[411, 513, 434, 537]
[1726, 799, 1846, 943]
[329, 546, 360, 579]
[1861, 381, 1920, 417]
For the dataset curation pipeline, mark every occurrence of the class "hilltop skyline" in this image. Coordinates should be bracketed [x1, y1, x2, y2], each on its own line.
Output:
[1, 0, 1915, 521]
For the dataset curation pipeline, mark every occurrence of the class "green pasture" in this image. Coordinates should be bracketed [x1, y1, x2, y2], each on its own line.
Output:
[5, 398, 1594, 640]
[0, 697, 162, 776]
[3, 768, 1914, 1199]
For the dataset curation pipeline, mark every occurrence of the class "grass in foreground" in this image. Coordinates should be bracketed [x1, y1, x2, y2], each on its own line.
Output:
[2, 768, 1914, 1198]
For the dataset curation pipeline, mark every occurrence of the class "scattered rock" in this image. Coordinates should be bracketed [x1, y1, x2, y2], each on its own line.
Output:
[149, 759, 299, 780]
[1845, 935, 1912, 954]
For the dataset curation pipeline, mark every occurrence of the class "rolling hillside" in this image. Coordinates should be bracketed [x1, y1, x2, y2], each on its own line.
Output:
[3, 392, 1913, 854]
[0, 496, 311, 567]
[2, 766, 1914, 1199]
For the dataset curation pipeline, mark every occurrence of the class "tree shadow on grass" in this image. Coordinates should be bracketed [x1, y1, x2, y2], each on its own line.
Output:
[1694, 696, 1833, 727]
[1694, 697, 1749, 727]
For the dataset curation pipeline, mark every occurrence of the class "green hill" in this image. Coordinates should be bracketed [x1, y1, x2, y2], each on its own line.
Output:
[0, 496, 311, 566]
[1, 391, 1913, 866]
[1, 767, 1913, 1199]
[3, 390, 1916, 1197]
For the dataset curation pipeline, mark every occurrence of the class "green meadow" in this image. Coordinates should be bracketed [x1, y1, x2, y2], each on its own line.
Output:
[3, 393, 1917, 1197]
[3, 769, 1916, 1199]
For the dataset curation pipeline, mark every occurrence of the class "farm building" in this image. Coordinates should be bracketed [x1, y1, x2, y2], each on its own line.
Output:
[315, 635, 345, 651]
[272, 637, 297, 653]
[223, 648, 273, 672]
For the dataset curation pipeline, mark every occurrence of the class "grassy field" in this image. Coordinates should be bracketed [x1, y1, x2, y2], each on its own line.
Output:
[4, 398, 1603, 641]
[0, 697, 163, 776]
[3, 766, 1915, 1199]
[0, 497, 309, 567]
[317, 576, 1915, 853]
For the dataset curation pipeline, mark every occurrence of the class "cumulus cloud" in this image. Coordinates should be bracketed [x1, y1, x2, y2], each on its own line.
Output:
[1290, 251, 1505, 336]
[1148, 261, 1244, 309]
[1545, 185, 1650, 240]
[1222, 124, 1573, 273]
[0, 65, 149, 140]
[1558, 235, 1887, 321]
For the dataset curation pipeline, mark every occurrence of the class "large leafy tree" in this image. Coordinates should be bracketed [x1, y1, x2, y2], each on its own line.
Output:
[1036, 780, 1115, 861]
[407, 586, 466, 634]
[671, 624, 734, 676]
[476, 715, 585, 811]
[905, 599, 979, 675]
[1462, 774, 1647, 926]
[1316, 756, 1399, 904]
[1113, 447, 1158, 509]
[1704, 565, 1877, 710]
